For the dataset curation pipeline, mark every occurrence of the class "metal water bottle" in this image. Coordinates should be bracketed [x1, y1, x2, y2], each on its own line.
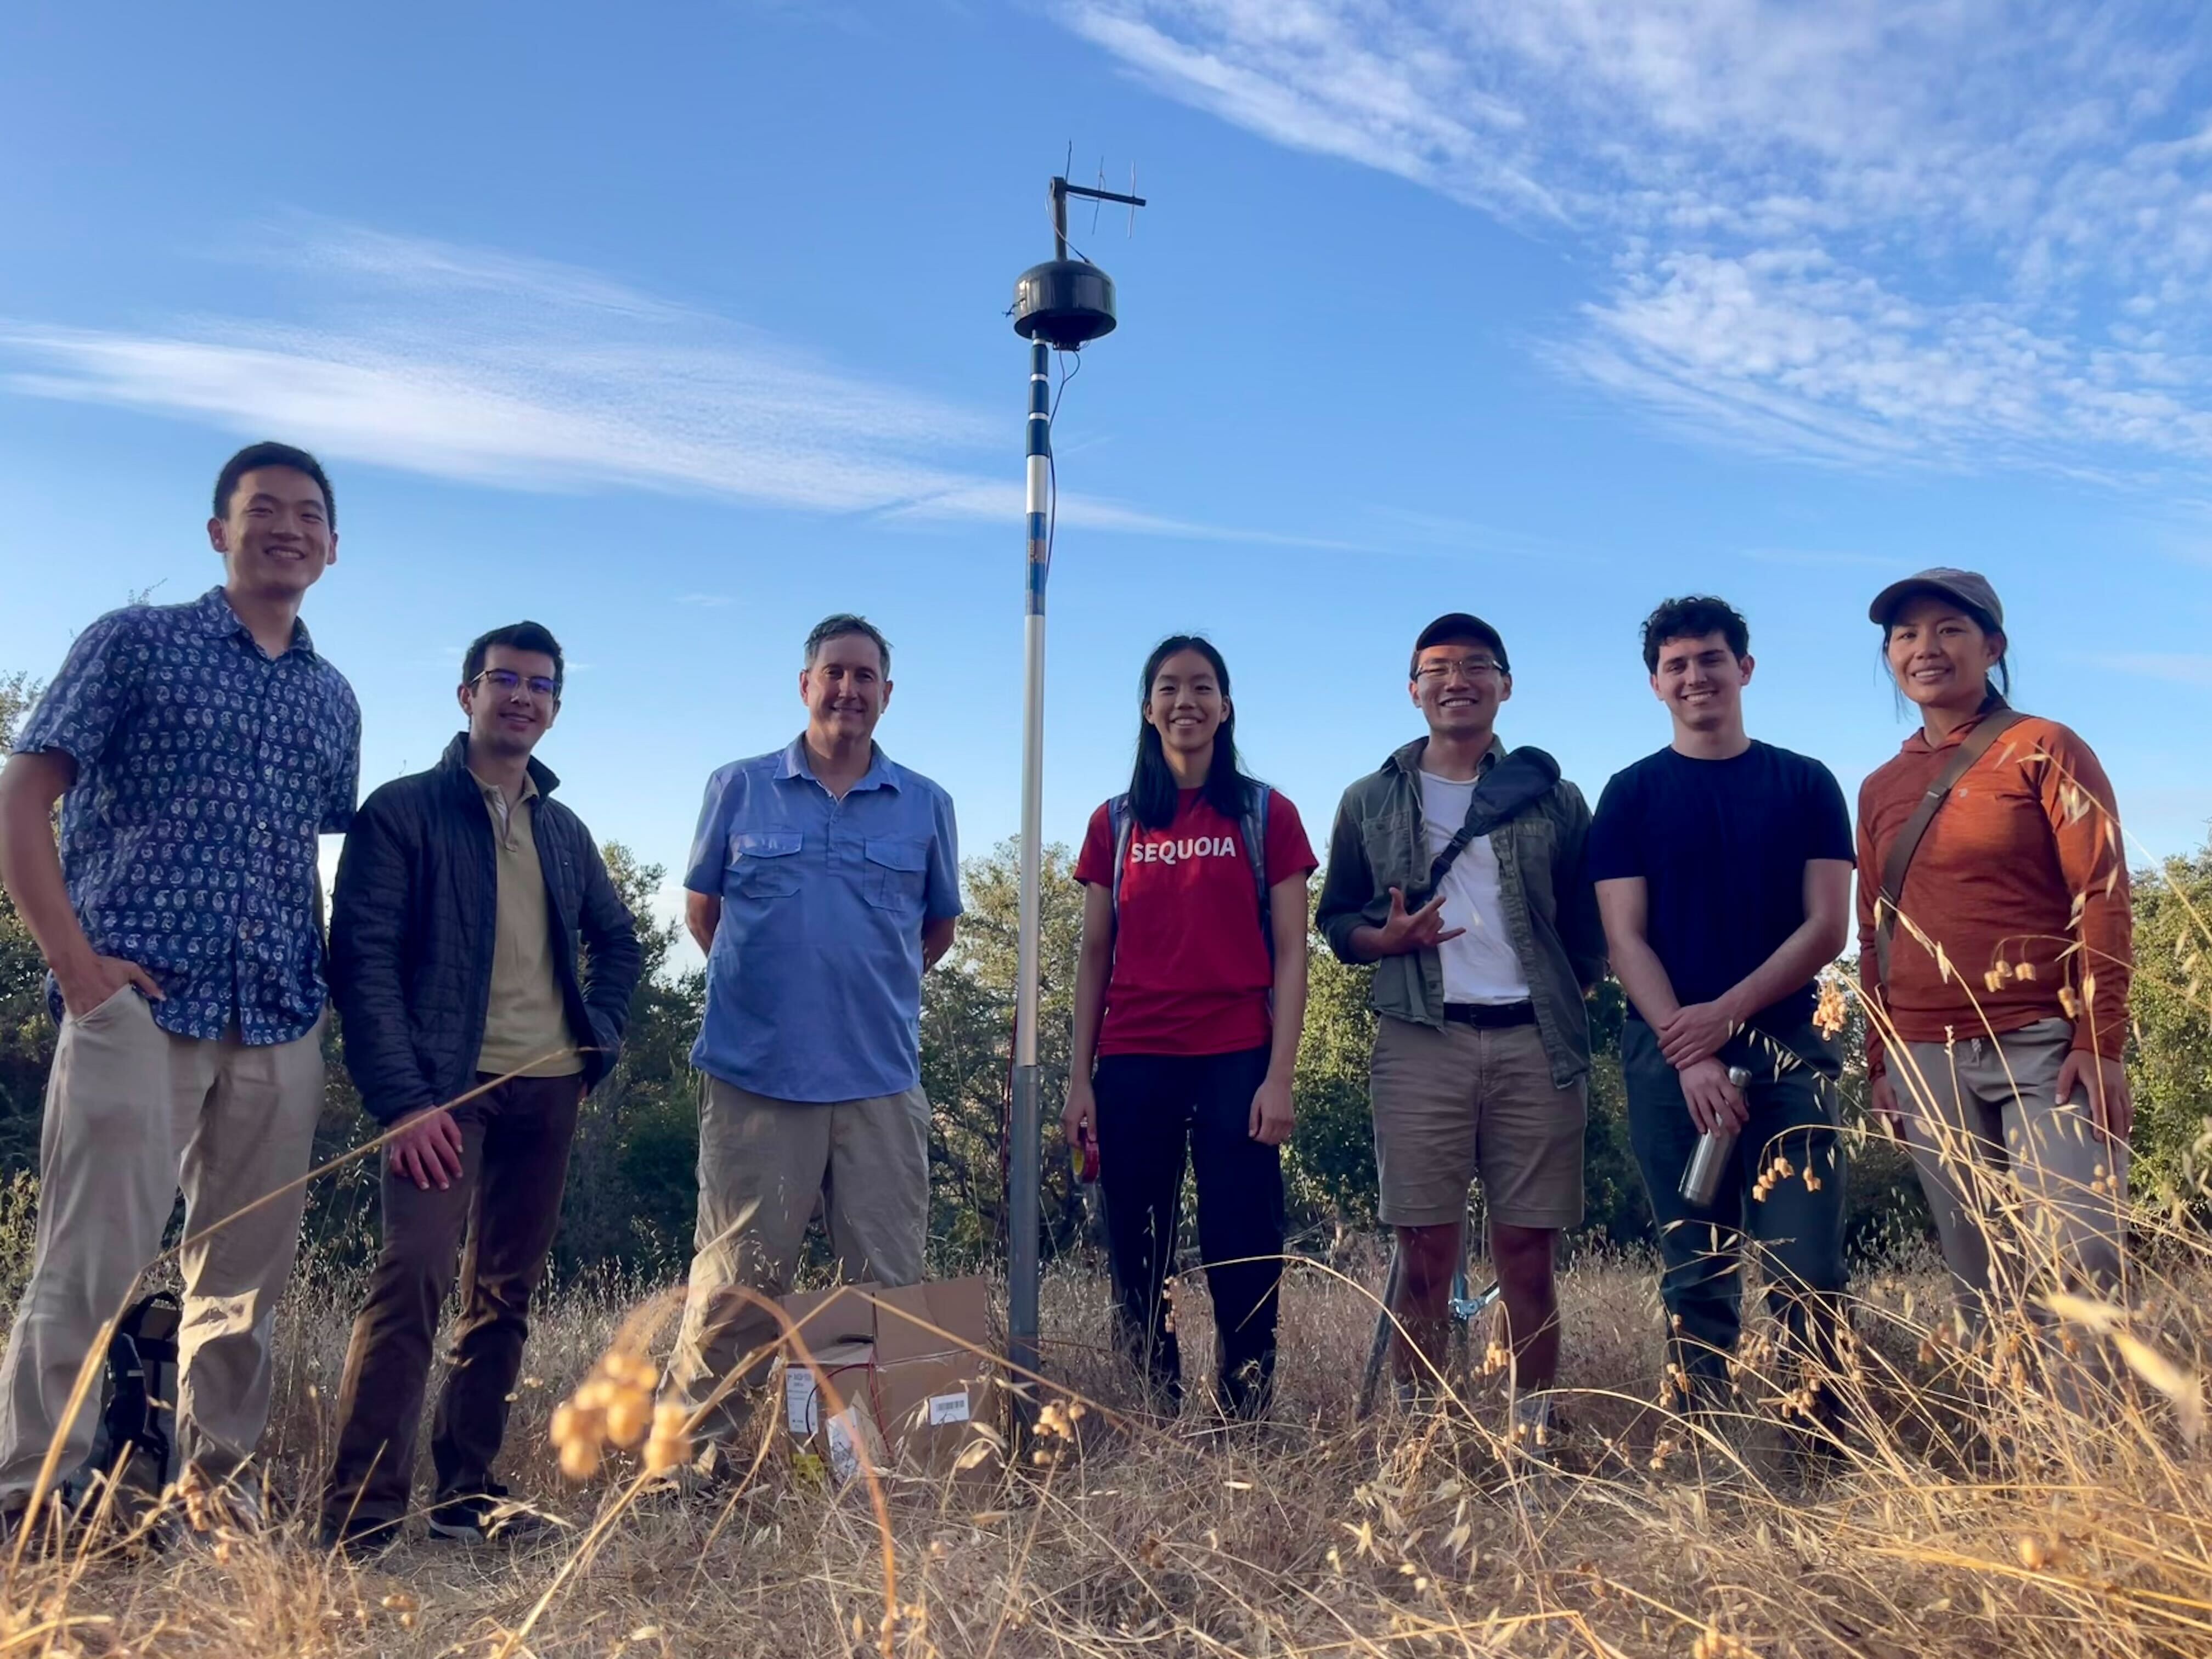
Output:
[1679, 1065, 1754, 1207]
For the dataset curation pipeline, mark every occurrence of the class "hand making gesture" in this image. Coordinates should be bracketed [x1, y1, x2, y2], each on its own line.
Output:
[1369, 885, 1465, 956]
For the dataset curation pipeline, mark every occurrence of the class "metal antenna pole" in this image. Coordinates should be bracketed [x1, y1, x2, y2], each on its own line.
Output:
[1006, 167, 1144, 1409]
[1008, 332, 1052, 1391]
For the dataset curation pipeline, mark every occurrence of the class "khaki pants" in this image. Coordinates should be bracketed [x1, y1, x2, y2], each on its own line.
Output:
[1896, 1018, 2128, 1344]
[664, 1077, 929, 1453]
[0, 987, 327, 1504]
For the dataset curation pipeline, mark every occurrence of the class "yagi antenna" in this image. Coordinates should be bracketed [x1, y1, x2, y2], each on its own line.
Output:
[1013, 169, 1148, 346]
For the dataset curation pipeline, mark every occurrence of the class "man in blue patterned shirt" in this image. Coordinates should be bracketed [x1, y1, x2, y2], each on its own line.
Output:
[0, 441, 360, 1532]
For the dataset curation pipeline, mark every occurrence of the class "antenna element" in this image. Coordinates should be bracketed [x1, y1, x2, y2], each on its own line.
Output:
[1012, 174, 1147, 349]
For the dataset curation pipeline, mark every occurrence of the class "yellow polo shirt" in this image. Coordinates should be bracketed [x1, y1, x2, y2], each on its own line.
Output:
[473, 772, 584, 1079]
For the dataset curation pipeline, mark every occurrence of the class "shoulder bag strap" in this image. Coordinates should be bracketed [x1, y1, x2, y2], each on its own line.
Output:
[1421, 758, 1503, 897]
[1421, 748, 1560, 897]
[1875, 708, 2025, 986]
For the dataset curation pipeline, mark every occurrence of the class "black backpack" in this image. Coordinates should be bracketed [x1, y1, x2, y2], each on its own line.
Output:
[82, 1291, 179, 1497]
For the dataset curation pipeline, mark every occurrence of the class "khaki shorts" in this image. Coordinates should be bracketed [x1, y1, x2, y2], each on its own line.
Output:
[1369, 1015, 1585, 1230]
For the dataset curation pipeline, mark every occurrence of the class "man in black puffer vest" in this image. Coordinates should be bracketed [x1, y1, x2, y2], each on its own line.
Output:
[320, 621, 640, 1554]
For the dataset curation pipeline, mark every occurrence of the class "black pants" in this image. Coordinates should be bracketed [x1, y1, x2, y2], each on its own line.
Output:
[1623, 1022, 1847, 1412]
[323, 1073, 582, 1528]
[1093, 1047, 1284, 1419]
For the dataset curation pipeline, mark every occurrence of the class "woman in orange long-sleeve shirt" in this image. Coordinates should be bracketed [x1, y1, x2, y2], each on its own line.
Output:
[1857, 568, 2131, 1346]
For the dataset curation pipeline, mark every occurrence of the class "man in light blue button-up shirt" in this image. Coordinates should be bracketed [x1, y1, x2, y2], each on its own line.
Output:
[665, 614, 961, 1459]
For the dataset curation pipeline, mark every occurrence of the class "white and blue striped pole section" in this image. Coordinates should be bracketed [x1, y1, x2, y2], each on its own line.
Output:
[1009, 336, 1053, 1381]
[1024, 338, 1052, 613]
[1016, 337, 1052, 1078]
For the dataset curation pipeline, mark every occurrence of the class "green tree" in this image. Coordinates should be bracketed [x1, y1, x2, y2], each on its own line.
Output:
[2126, 843, 2212, 1221]
[1285, 910, 1379, 1234]
[554, 843, 706, 1275]
[918, 840, 1086, 1269]
[1816, 967, 1932, 1260]
[0, 674, 52, 1171]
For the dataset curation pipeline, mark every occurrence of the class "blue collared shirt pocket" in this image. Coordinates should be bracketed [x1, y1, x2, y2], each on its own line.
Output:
[862, 837, 929, 913]
[731, 831, 804, 899]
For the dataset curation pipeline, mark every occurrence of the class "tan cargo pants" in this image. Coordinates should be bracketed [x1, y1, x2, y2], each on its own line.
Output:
[664, 1076, 929, 1455]
[0, 986, 326, 1504]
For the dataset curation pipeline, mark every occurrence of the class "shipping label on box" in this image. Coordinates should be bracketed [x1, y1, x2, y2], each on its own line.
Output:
[926, 1390, 971, 1426]
[783, 1339, 872, 1435]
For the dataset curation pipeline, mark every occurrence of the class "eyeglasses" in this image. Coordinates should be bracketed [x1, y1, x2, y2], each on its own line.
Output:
[1414, 656, 1504, 684]
[471, 669, 560, 700]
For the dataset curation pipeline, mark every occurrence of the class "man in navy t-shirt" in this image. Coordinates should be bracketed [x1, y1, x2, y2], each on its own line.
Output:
[1588, 596, 1854, 1452]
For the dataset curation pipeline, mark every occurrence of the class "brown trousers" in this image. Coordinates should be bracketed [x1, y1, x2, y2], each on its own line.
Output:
[322, 1074, 581, 1528]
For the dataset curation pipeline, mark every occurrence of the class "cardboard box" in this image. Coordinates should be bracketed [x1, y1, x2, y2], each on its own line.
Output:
[778, 1277, 1002, 1488]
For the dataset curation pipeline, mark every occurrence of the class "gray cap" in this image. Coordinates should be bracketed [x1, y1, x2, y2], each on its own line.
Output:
[1867, 567, 2004, 630]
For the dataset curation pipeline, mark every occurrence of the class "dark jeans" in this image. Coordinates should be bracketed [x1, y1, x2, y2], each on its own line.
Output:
[1623, 1022, 1846, 1411]
[1093, 1047, 1284, 1419]
[323, 1073, 582, 1528]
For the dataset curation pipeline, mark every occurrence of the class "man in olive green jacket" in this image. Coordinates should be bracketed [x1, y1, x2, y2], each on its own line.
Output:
[1317, 613, 1604, 1449]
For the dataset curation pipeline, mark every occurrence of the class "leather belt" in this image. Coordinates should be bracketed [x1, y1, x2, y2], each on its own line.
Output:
[1441, 1001, 1535, 1028]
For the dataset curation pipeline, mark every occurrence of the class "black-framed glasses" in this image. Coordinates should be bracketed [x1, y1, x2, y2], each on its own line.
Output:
[1414, 656, 1504, 684]
[471, 668, 560, 700]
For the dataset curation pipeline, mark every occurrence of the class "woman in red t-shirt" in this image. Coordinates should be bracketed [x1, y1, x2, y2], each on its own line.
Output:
[1062, 635, 1318, 1421]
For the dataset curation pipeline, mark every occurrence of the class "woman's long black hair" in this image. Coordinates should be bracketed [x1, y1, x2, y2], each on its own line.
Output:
[1128, 634, 1256, 830]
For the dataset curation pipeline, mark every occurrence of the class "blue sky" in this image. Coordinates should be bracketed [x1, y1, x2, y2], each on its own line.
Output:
[4, 1, 2210, 960]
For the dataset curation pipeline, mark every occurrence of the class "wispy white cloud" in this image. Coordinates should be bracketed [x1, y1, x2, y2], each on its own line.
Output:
[0, 223, 1312, 543]
[875, 477, 1373, 548]
[1351, 505, 1602, 563]
[1059, 3, 1562, 221]
[1062, 1, 2212, 479]
[2080, 651, 2212, 688]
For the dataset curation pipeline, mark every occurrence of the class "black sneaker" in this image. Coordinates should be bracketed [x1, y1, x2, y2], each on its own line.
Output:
[427, 1484, 561, 1548]
[3, 1479, 104, 1555]
[0, 1500, 43, 1556]
[319, 1516, 403, 1560]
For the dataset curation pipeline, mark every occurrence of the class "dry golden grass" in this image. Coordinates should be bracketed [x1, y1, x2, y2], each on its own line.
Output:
[3, 1214, 2208, 1659]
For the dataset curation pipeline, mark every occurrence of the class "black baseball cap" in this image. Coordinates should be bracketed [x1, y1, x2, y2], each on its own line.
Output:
[1410, 612, 1509, 676]
[1867, 567, 2005, 630]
